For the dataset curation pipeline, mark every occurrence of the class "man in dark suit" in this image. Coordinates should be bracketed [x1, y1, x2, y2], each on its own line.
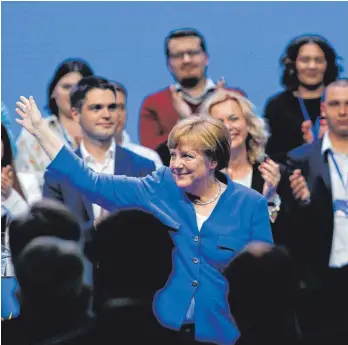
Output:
[43, 76, 156, 233]
[43, 77, 155, 286]
[286, 79, 348, 345]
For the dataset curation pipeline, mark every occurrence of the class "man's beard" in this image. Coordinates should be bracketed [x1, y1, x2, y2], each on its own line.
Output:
[299, 81, 324, 91]
[180, 77, 200, 89]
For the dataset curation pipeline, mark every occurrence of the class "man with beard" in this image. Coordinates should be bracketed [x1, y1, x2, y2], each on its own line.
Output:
[139, 28, 244, 151]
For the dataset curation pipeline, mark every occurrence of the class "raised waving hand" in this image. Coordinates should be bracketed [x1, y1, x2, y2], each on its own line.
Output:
[15, 96, 63, 160]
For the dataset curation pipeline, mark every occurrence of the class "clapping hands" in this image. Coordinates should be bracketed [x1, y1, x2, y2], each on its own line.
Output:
[259, 158, 281, 201]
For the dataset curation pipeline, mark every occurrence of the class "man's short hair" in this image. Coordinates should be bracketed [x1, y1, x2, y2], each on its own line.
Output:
[90, 209, 174, 304]
[165, 28, 207, 58]
[110, 81, 127, 99]
[70, 76, 116, 111]
[15, 237, 84, 302]
[9, 199, 81, 262]
[323, 78, 348, 101]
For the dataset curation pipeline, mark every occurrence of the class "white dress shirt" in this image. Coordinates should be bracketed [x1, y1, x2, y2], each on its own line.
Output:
[80, 139, 116, 219]
[121, 131, 163, 169]
[322, 132, 348, 268]
[233, 170, 253, 189]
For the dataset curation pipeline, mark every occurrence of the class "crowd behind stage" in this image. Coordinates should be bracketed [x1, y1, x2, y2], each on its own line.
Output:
[1, 28, 348, 345]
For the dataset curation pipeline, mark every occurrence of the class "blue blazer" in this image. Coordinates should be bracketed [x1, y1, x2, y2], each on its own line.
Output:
[48, 146, 273, 345]
[43, 145, 156, 232]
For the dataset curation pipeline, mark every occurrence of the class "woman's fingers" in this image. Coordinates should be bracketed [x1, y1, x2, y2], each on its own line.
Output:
[19, 96, 31, 109]
[16, 101, 28, 114]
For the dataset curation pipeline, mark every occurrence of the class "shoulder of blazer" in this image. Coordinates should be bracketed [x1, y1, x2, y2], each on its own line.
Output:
[288, 139, 323, 162]
[117, 145, 155, 168]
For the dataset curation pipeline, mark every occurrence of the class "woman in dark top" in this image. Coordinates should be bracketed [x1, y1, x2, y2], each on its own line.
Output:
[201, 89, 282, 226]
[264, 35, 341, 163]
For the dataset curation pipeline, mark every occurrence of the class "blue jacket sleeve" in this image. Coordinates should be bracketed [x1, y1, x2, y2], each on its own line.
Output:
[47, 146, 163, 212]
[250, 196, 274, 244]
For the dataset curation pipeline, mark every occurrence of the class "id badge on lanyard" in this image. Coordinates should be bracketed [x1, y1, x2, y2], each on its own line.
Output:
[330, 151, 348, 218]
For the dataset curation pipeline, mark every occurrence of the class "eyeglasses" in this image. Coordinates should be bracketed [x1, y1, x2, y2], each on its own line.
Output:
[169, 49, 202, 60]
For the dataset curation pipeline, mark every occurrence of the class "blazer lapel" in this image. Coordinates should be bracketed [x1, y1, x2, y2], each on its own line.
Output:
[75, 147, 94, 221]
[114, 145, 128, 175]
[313, 140, 332, 195]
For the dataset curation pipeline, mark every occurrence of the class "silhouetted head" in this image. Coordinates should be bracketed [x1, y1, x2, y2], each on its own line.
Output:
[92, 209, 174, 303]
[9, 199, 81, 263]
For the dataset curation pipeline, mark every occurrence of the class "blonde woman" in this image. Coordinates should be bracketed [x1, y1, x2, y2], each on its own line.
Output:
[201, 89, 282, 221]
[15, 95, 274, 345]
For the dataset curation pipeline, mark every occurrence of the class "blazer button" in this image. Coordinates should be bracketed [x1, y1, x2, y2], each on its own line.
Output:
[192, 280, 198, 287]
[193, 236, 199, 242]
[192, 257, 199, 264]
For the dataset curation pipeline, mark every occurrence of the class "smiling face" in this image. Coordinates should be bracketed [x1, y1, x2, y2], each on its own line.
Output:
[295, 43, 327, 87]
[73, 88, 118, 142]
[169, 143, 217, 192]
[209, 98, 249, 152]
[167, 36, 208, 86]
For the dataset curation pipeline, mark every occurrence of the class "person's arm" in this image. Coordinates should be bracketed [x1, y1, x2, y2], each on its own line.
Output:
[139, 97, 169, 149]
[42, 170, 64, 203]
[16, 96, 160, 211]
[16, 96, 64, 161]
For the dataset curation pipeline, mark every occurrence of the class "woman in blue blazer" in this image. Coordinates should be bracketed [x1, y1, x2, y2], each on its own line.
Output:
[16, 96, 273, 345]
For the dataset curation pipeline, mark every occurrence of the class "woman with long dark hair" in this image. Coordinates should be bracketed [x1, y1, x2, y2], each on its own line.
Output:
[15, 58, 94, 188]
[264, 34, 342, 163]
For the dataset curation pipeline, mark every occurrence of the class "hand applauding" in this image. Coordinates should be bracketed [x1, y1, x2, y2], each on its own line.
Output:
[259, 158, 281, 201]
[1, 165, 14, 199]
[289, 169, 310, 202]
[170, 77, 226, 119]
[169, 85, 193, 119]
[301, 118, 328, 144]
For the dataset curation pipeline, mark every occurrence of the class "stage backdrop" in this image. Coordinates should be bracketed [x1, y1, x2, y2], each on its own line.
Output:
[2, 1, 348, 143]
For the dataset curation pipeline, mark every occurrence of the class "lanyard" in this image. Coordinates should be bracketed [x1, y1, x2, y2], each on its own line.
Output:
[298, 95, 323, 140]
[329, 150, 348, 195]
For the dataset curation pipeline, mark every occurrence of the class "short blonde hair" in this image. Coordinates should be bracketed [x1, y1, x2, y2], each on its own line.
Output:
[201, 89, 269, 164]
[167, 116, 231, 171]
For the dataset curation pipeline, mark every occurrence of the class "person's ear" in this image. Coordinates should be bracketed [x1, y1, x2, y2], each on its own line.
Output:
[320, 102, 326, 118]
[71, 107, 80, 123]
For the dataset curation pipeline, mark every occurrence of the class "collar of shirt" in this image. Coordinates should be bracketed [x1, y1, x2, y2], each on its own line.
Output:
[321, 131, 348, 159]
[175, 78, 216, 105]
[121, 130, 132, 146]
[321, 131, 334, 155]
[80, 138, 116, 166]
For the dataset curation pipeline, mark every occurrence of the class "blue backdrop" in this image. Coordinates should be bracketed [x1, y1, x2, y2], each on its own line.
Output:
[2, 1, 348, 143]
